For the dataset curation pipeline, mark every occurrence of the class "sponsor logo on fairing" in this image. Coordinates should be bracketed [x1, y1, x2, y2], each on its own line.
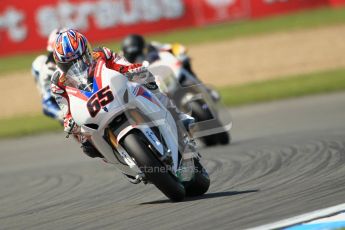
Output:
[145, 130, 162, 147]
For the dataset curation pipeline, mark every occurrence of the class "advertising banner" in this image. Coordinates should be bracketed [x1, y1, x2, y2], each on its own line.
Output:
[250, 0, 328, 18]
[0, 0, 195, 56]
[328, 0, 345, 7]
[192, 0, 250, 25]
[0, 0, 339, 57]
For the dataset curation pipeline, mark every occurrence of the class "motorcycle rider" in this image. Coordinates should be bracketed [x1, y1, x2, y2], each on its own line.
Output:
[31, 28, 64, 121]
[51, 29, 194, 158]
[121, 34, 220, 101]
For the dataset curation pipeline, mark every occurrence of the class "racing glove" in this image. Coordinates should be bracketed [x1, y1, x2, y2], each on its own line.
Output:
[64, 115, 80, 134]
[126, 65, 151, 84]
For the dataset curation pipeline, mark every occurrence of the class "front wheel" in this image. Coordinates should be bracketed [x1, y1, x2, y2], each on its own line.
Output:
[183, 159, 210, 197]
[121, 130, 185, 202]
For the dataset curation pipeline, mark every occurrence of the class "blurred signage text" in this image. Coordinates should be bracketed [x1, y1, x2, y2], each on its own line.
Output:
[0, 7, 27, 42]
[0, 0, 340, 56]
[36, 0, 185, 37]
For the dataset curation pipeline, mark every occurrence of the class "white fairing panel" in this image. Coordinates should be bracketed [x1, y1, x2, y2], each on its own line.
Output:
[127, 85, 179, 170]
[67, 63, 180, 175]
[69, 68, 127, 127]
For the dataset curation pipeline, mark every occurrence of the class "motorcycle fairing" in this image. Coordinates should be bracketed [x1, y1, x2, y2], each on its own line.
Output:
[67, 64, 179, 176]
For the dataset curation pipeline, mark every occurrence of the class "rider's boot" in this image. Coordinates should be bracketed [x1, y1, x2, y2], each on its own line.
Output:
[123, 174, 142, 184]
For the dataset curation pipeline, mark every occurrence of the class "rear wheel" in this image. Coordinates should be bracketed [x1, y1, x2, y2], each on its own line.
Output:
[202, 134, 218, 146]
[217, 130, 231, 145]
[183, 159, 210, 197]
[121, 130, 185, 202]
[190, 101, 226, 146]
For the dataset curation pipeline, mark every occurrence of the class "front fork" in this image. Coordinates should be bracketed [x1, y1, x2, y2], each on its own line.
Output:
[176, 131, 200, 182]
[106, 120, 199, 184]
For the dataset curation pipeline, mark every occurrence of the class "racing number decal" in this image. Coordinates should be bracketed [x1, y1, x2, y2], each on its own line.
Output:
[87, 96, 101, 118]
[87, 86, 114, 117]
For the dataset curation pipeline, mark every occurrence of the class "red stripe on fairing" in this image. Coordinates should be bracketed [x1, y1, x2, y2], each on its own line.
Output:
[66, 86, 88, 101]
[136, 86, 161, 107]
[95, 59, 105, 89]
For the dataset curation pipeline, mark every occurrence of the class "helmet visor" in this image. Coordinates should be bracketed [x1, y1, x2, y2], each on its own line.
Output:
[66, 53, 93, 91]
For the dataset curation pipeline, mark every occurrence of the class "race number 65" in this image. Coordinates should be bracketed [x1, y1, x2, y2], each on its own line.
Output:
[87, 86, 114, 117]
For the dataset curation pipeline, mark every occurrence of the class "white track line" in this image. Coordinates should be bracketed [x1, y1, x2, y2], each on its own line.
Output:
[246, 203, 345, 230]
[310, 212, 345, 224]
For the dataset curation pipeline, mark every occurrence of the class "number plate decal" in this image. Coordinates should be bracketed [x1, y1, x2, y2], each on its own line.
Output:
[87, 86, 114, 117]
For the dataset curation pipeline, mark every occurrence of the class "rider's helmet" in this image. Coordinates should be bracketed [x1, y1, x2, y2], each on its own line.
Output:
[53, 29, 93, 74]
[121, 34, 146, 63]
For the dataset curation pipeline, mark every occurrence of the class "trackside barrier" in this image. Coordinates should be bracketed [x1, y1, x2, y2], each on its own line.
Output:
[0, 0, 341, 57]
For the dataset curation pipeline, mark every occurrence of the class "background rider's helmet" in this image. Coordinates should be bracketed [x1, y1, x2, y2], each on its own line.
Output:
[46, 28, 66, 64]
[121, 34, 146, 63]
[47, 28, 63, 52]
[53, 29, 92, 73]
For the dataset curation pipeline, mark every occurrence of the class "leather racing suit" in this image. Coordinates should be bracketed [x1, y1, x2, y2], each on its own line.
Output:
[51, 47, 192, 158]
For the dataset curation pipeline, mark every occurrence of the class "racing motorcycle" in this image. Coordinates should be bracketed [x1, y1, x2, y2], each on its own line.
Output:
[149, 51, 232, 146]
[65, 59, 210, 201]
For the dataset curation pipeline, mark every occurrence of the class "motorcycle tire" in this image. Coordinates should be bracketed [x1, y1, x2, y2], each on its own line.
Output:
[121, 130, 185, 202]
[183, 159, 210, 197]
[217, 131, 231, 145]
[189, 101, 219, 146]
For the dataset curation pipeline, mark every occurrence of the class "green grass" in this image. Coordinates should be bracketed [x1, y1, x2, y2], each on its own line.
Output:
[1, 68, 345, 138]
[2, 7, 345, 75]
[220, 68, 345, 106]
[0, 53, 41, 75]
[0, 114, 61, 139]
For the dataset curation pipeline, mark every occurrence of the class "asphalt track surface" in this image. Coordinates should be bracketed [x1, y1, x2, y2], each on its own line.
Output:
[1, 92, 345, 230]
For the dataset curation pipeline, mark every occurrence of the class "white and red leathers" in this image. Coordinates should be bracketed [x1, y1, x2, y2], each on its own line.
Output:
[51, 47, 181, 134]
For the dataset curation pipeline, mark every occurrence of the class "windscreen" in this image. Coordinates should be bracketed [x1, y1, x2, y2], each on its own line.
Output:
[65, 56, 93, 92]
